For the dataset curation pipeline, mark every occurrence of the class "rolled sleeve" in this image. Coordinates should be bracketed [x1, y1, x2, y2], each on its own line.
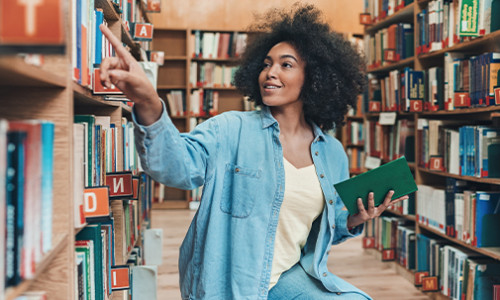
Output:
[331, 210, 363, 245]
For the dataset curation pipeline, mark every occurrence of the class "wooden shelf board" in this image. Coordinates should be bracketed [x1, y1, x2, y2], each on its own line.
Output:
[385, 209, 416, 221]
[163, 56, 188, 61]
[418, 167, 500, 185]
[346, 143, 365, 148]
[418, 30, 500, 61]
[418, 223, 500, 261]
[191, 57, 240, 63]
[346, 115, 364, 121]
[157, 85, 186, 90]
[0, 57, 66, 88]
[365, 3, 415, 34]
[367, 56, 415, 73]
[73, 82, 129, 108]
[153, 200, 189, 209]
[198, 86, 237, 91]
[419, 105, 500, 117]
[5, 233, 69, 300]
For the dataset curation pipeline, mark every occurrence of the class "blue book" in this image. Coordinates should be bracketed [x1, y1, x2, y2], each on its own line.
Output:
[5, 131, 26, 287]
[94, 9, 104, 66]
[416, 234, 430, 272]
[475, 192, 500, 247]
[40, 122, 54, 254]
[469, 259, 500, 299]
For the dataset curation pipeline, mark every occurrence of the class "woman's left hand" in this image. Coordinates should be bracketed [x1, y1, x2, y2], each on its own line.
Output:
[346, 190, 409, 229]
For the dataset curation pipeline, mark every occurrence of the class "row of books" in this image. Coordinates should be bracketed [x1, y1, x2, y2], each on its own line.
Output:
[364, 216, 416, 269]
[0, 119, 55, 291]
[74, 115, 139, 188]
[417, 180, 500, 248]
[345, 120, 365, 145]
[364, 119, 415, 162]
[416, 233, 500, 299]
[189, 62, 238, 88]
[190, 31, 248, 59]
[347, 147, 366, 172]
[367, 52, 500, 113]
[71, 0, 153, 92]
[72, 1, 113, 87]
[364, 23, 414, 69]
[364, 216, 500, 299]
[165, 90, 221, 118]
[416, 0, 500, 53]
[417, 119, 500, 178]
[362, 0, 414, 24]
[75, 170, 154, 300]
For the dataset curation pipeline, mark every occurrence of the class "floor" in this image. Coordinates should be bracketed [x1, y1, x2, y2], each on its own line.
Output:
[152, 209, 430, 300]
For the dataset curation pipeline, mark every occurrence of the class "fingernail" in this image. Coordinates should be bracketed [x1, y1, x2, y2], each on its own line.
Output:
[390, 190, 395, 194]
[369, 192, 374, 197]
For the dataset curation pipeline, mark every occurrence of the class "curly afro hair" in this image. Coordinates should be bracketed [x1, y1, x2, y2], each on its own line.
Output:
[233, 3, 367, 131]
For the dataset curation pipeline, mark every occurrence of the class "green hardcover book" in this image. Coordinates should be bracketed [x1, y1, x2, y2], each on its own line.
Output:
[334, 156, 418, 215]
[76, 224, 103, 300]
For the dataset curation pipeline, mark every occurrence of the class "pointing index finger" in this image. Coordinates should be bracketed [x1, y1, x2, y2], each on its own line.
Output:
[99, 24, 133, 64]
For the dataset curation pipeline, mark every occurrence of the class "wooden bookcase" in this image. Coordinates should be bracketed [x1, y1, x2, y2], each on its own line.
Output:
[151, 28, 249, 209]
[355, 1, 500, 299]
[0, 0, 152, 299]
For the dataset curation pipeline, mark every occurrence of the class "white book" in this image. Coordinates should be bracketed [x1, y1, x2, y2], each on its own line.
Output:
[132, 266, 158, 300]
[73, 124, 86, 228]
[144, 229, 163, 266]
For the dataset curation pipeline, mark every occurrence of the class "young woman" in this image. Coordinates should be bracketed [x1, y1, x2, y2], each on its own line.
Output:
[99, 4, 407, 299]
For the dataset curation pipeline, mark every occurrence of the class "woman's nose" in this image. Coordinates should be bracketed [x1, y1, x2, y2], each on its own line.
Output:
[266, 64, 279, 79]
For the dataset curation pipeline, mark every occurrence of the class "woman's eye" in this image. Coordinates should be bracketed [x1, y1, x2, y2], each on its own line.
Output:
[283, 62, 292, 68]
[263, 62, 271, 68]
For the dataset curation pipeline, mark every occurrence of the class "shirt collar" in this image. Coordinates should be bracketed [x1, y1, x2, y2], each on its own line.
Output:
[260, 105, 326, 142]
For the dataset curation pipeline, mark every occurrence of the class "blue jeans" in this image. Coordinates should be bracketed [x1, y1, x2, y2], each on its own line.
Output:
[268, 263, 371, 300]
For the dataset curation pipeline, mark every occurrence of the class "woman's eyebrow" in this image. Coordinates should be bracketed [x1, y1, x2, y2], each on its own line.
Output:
[264, 54, 299, 62]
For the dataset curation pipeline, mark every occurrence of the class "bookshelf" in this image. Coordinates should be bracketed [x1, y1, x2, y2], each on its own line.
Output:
[1, 0, 155, 299]
[356, 0, 500, 298]
[151, 28, 251, 209]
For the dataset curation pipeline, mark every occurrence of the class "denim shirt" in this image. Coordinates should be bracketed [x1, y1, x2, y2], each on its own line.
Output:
[132, 102, 369, 300]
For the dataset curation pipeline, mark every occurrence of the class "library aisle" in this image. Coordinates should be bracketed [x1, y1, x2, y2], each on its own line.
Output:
[152, 209, 429, 300]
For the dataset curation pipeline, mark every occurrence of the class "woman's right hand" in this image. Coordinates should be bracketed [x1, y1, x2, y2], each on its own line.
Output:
[99, 24, 163, 125]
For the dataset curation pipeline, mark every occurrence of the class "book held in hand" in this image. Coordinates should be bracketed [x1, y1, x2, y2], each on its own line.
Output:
[334, 156, 417, 215]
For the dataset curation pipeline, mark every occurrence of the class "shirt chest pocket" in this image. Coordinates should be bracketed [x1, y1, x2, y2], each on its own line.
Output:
[220, 163, 262, 218]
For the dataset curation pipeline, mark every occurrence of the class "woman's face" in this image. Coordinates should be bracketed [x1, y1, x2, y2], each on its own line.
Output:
[258, 42, 306, 108]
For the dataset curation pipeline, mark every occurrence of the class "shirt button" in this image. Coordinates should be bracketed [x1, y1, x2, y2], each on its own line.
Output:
[322, 272, 327, 277]
[336, 292, 342, 295]
[141, 149, 146, 154]
[320, 174, 324, 178]
[328, 200, 333, 205]
[235, 168, 240, 173]
[315, 151, 319, 156]
[331, 224, 336, 229]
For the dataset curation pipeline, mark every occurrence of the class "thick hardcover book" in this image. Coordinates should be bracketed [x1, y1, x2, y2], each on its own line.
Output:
[76, 225, 103, 300]
[5, 131, 26, 287]
[0, 120, 6, 295]
[334, 156, 417, 215]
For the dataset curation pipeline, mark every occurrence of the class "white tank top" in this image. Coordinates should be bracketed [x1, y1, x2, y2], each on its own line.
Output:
[268, 157, 325, 289]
